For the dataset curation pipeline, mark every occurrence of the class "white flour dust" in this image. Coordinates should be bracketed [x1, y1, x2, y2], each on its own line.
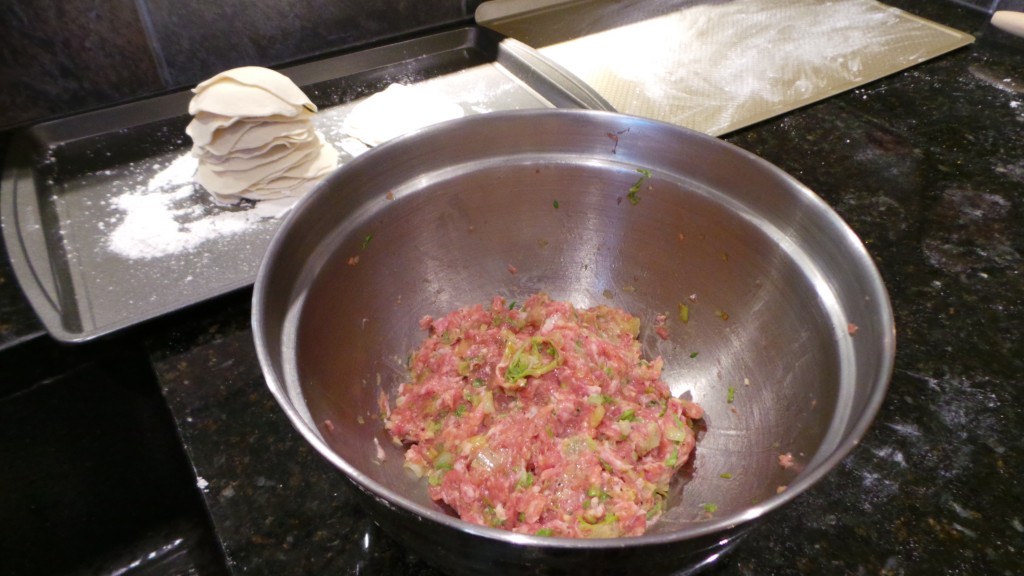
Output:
[538, 0, 961, 134]
[104, 77, 515, 260]
[107, 153, 293, 260]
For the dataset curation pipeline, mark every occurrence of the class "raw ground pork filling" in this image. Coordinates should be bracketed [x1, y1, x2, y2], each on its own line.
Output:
[384, 293, 704, 538]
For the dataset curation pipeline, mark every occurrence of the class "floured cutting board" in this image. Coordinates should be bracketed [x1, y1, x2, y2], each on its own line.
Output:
[477, 0, 974, 135]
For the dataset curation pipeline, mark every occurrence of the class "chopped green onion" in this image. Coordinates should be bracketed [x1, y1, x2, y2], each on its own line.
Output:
[502, 336, 561, 387]
[433, 450, 454, 470]
[720, 473, 734, 479]
[702, 503, 718, 514]
[665, 445, 679, 467]
[646, 498, 665, 520]
[577, 513, 620, 538]
[618, 409, 637, 421]
[361, 233, 373, 249]
[627, 168, 652, 205]
[727, 387, 736, 404]
[664, 416, 687, 442]
[535, 528, 554, 537]
[553, 199, 560, 209]
[690, 351, 699, 359]
[483, 505, 504, 527]
[678, 303, 689, 323]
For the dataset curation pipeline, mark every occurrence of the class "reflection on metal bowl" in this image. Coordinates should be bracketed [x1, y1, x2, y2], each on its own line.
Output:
[252, 109, 894, 575]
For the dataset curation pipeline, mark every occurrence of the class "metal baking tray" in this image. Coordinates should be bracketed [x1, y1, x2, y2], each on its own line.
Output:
[1, 26, 613, 343]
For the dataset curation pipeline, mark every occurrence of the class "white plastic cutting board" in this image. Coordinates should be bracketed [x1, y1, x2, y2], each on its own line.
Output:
[477, 0, 974, 135]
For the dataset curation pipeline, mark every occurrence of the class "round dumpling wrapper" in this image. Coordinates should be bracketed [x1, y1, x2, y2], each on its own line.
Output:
[194, 66, 315, 111]
[189, 79, 313, 118]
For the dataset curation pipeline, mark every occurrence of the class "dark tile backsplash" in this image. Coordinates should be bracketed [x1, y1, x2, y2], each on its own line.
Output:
[0, 0, 471, 130]
[0, 0, 1015, 131]
[140, 0, 466, 88]
[0, 0, 165, 131]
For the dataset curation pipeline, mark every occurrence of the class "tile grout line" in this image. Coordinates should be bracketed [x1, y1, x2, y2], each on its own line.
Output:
[133, 0, 176, 89]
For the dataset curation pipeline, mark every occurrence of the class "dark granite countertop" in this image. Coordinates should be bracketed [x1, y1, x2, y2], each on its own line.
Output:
[4, 2, 1023, 574]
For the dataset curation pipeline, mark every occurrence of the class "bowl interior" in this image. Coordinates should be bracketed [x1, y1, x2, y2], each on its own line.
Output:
[255, 109, 894, 540]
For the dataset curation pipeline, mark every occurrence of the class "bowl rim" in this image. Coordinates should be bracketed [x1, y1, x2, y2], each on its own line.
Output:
[252, 107, 896, 547]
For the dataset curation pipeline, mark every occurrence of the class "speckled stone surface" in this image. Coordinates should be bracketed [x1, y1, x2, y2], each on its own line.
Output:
[149, 294, 439, 574]
[6, 1, 1024, 574]
[708, 4, 1024, 573]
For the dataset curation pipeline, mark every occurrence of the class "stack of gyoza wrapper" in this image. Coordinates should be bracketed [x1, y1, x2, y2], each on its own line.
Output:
[186, 66, 338, 203]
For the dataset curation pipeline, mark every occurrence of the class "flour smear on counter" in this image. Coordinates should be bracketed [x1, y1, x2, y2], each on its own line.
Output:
[531, 0, 973, 135]
[106, 153, 293, 260]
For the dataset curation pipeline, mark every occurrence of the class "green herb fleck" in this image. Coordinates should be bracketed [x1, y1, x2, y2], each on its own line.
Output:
[664, 415, 687, 442]
[553, 199, 560, 209]
[720, 472, 734, 479]
[577, 513, 620, 538]
[665, 445, 679, 467]
[483, 505, 505, 527]
[727, 386, 736, 404]
[434, 452, 454, 471]
[535, 528, 554, 537]
[678, 303, 690, 323]
[502, 336, 561, 387]
[627, 168, 652, 205]
[702, 502, 718, 514]
[690, 351, 699, 359]
[361, 234, 373, 249]
[618, 409, 637, 422]
[508, 301, 517, 310]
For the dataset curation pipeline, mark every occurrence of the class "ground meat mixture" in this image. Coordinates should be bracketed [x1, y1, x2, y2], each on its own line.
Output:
[384, 293, 703, 538]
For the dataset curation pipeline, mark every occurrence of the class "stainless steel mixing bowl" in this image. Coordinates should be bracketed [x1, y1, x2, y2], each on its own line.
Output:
[252, 109, 894, 575]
